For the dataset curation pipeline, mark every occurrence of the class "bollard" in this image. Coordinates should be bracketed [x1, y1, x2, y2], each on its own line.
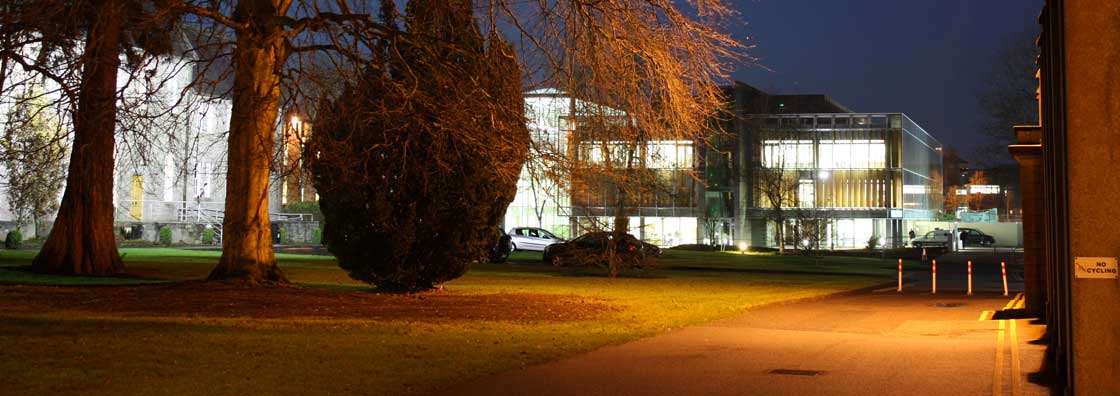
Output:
[967, 261, 973, 296]
[922, 248, 928, 262]
[1001, 261, 1008, 296]
[932, 259, 937, 294]
[897, 259, 903, 292]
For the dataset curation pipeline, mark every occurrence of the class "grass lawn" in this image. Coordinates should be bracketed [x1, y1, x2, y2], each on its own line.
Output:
[0, 247, 910, 395]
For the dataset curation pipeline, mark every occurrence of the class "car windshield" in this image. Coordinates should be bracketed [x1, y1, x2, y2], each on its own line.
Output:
[541, 230, 556, 239]
[574, 233, 606, 247]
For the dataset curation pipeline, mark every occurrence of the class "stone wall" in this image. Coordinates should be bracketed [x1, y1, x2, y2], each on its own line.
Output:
[115, 221, 321, 245]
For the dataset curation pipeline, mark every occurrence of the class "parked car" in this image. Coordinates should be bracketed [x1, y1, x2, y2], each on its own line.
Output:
[508, 227, 565, 252]
[489, 227, 513, 263]
[958, 228, 996, 247]
[542, 232, 660, 267]
[911, 230, 951, 248]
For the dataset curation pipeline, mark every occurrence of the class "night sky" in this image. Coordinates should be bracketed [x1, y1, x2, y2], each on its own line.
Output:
[729, 0, 1043, 161]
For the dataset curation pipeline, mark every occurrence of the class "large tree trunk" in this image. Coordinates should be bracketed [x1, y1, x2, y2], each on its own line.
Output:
[206, 0, 288, 283]
[31, 0, 124, 275]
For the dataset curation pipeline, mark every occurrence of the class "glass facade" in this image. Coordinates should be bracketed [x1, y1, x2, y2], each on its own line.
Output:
[503, 89, 943, 249]
[900, 114, 944, 220]
[745, 113, 943, 248]
[503, 90, 701, 244]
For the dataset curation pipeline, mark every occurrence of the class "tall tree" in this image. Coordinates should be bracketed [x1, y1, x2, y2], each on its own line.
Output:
[202, 0, 291, 283]
[975, 26, 1039, 165]
[166, 0, 396, 283]
[32, 0, 127, 274]
[175, 0, 743, 283]
[499, 0, 745, 275]
[1, 0, 179, 275]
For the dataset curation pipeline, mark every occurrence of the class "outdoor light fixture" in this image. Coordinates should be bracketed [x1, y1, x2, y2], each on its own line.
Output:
[738, 241, 747, 254]
[818, 170, 830, 180]
[802, 239, 809, 248]
[291, 114, 300, 125]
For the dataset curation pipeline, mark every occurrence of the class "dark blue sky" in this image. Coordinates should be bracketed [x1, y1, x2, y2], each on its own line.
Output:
[729, 0, 1042, 161]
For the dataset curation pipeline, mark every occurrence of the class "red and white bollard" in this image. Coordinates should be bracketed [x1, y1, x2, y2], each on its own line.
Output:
[967, 260, 973, 296]
[897, 259, 903, 292]
[931, 259, 937, 294]
[1001, 261, 1009, 296]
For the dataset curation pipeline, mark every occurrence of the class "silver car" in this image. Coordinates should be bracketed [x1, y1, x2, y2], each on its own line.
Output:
[912, 230, 952, 248]
[508, 227, 565, 252]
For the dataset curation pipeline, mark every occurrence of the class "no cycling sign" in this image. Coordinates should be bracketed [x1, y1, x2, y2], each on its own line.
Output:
[1074, 257, 1119, 279]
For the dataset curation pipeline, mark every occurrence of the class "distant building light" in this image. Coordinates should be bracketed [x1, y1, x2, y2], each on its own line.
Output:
[818, 170, 830, 180]
[968, 185, 1000, 194]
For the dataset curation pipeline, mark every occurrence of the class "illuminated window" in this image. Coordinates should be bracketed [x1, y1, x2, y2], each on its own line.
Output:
[762, 140, 813, 169]
[646, 141, 693, 169]
[799, 180, 814, 208]
[968, 185, 1000, 194]
[818, 140, 886, 169]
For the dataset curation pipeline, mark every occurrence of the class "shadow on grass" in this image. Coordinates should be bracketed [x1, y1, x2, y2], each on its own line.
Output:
[298, 283, 373, 292]
[548, 269, 668, 279]
[0, 265, 168, 286]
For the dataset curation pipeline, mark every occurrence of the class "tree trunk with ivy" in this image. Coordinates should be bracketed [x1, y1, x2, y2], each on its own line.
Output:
[32, 0, 124, 275]
[206, 0, 288, 283]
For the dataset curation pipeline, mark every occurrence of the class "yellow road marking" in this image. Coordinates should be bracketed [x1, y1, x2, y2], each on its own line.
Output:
[1003, 293, 1024, 310]
[993, 320, 1005, 396]
[978, 310, 993, 321]
[1010, 320, 1021, 396]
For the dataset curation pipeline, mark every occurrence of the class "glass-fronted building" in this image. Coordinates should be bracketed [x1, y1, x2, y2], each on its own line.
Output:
[739, 113, 943, 248]
[502, 84, 944, 248]
[503, 89, 700, 244]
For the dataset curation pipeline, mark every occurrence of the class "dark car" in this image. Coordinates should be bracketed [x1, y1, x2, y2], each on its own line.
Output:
[958, 228, 996, 247]
[542, 232, 660, 268]
[489, 227, 513, 263]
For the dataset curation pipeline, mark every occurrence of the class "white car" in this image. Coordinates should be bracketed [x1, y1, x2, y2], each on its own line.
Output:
[912, 230, 952, 248]
[508, 227, 565, 252]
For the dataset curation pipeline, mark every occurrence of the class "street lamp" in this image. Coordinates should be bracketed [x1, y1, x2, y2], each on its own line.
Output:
[738, 241, 748, 254]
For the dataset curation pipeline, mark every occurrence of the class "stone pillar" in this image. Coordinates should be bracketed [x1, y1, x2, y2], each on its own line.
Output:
[1010, 125, 1043, 316]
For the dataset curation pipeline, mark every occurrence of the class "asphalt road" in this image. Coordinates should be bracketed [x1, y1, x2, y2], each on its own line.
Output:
[441, 251, 1049, 396]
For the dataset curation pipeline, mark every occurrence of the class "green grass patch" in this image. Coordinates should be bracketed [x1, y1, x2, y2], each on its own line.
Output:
[0, 247, 897, 395]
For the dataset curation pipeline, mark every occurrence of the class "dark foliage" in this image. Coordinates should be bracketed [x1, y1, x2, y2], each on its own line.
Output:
[307, 0, 529, 292]
[5, 230, 23, 249]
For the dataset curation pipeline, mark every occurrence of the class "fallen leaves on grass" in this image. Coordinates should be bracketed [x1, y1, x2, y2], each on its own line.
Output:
[0, 282, 613, 322]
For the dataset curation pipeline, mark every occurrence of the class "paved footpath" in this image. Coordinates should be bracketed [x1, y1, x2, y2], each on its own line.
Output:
[442, 254, 1049, 396]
